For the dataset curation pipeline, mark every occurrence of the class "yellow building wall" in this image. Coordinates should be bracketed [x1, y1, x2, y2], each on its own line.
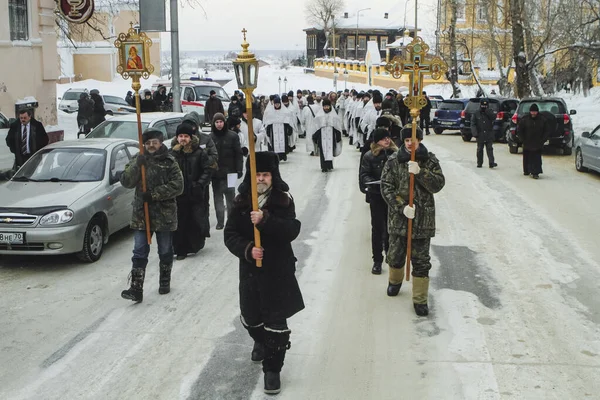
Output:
[74, 54, 113, 82]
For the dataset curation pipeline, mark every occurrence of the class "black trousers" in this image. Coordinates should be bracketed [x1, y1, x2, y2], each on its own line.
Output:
[212, 178, 235, 224]
[419, 114, 431, 133]
[523, 149, 543, 175]
[369, 193, 389, 263]
[476, 141, 495, 166]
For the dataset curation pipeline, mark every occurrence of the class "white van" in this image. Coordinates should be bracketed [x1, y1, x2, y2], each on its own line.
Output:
[151, 79, 231, 124]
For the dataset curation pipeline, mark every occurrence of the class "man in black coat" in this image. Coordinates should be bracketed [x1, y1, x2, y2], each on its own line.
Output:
[140, 89, 157, 113]
[210, 113, 243, 229]
[5, 109, 48, 169]
[224, 151, 304, 395]
[205, 90, 225, 125]
[517, 103, 548, 179]
[89, 89, 107, 129]
[471, 98, 498, 168]
[359, 128, 398, 274]
[77, 92, 94, 137]
[419, 91, 433, 135]
[170, 124, 213, 260]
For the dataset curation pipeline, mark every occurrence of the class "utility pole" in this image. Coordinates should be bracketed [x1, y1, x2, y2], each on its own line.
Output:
[170, 0, 181, 112]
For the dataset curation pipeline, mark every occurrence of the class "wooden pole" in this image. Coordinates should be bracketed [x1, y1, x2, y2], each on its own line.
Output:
[132, 76, 152, 245]
[405, 108, 420, 282]
[243, 90, 262, 267]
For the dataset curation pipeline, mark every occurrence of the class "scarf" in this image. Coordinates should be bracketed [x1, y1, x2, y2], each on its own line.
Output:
[257, 186, 272, 208]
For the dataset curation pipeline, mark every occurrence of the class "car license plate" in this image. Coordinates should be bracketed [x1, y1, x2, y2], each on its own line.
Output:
[0, 232, 24, 244]
[442, 121, 454, 125]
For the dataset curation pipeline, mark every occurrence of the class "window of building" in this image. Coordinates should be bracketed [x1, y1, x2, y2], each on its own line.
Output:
[347, 36, 356, 50]
[457, 0, 466, 21]
[476, 1, 488, 22]
[9, 0, 29, 41]
[380, 37, 388, 50]
[359, 36, 367, 50]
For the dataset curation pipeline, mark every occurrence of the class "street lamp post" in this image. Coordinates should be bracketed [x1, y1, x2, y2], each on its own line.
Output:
[278, 76, 281, 94]
[333, 70, 339, 92]
[232, 28, 262, 267]
[284, 77, 288, 92]
[343, 69, 349, 90]
[356, 8, 371, 60]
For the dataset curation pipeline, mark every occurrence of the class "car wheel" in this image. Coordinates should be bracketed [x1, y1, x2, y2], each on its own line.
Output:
[434, 128, 444, 135]
[509, 143, 519, 154]
[77, 217, 104, 263]
[575, 148, 588, 172]
[461, 134, 472, 142]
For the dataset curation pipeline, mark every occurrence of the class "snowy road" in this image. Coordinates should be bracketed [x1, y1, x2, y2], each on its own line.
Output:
[1, 133, 600, 399]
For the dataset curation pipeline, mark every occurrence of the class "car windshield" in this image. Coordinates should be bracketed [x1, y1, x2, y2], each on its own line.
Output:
[13, 148, 106, 182]
[194, 86, 229, 101]
[439, 101, 466, 111]
[465, 100, 500, 113]
[86, 121, 150, 140]
[519, 101, 565, 115]
[62, 91, 84, 101]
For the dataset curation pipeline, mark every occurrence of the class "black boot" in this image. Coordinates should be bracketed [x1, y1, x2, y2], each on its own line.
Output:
[159, 262, 172, 294]
[241, 317, 265, 362]
[121, 267, 145, 303]
[263, 327, 291, 395]
[387, 282, 402, 296]
[252, 342, 265, 363]
[414, 303, 429, 316]
[371, 261, 382, 275]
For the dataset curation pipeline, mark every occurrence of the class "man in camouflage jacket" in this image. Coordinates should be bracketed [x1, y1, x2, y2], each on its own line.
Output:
[381, 125, 445, 316]
[120, 128, 184, 303]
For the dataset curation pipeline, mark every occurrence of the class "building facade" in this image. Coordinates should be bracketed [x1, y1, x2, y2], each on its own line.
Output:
[0, 0, 58, 125]
[58, 3, 161, 82]
[304, 12, 413, 67]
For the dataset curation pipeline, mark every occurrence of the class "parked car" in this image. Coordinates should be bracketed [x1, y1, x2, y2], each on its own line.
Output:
[0, 139, 140, 262]
[0, 111, 12, 135]
[431, 99, 470, 135]
[575, 125, 600, 173]
[85, 112, 186, 146]
[460, 97, 519, 142]
[59, 89, 135, 115]
[151, 80, 230, 123]
[429, 98, 442, 122]
[507, 97, 576, 155]
[428, 94, 444, 101]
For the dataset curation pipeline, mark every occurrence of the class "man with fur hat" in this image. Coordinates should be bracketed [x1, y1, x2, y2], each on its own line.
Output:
[263, 96, 294, 161]
[517, 103, 548, 179]
[380, 124, 445, 316]
[471, 98, 498, 168]
[170, 124, 213, 260]
[360, 128, 399, 274]
[210, 113, 243, 229]
[120, 128, 184, 303]
[205, 90, 224, 125]
[179, 112, 218, 166]
[311, 99, 343, 172]
[224, 151, 304, 395]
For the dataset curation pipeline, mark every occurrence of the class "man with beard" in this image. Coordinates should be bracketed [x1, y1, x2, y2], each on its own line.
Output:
[282, 94, 300, 150]
[210, 113, 243, 229]
[296, 89, 305, 111]
[170, 124, 213, 260]
[360, 93, 384, 154]
[6, 108, 48, 169]
[380, 125, 445, 316]
[240, 105, 269, 153]
[353, 92, 371, 149]
[311, 99, 343, 172]
[205, 90, 225, 125]
[120, 128, 184, 303]
[301, 96, 319, 156]
[224, 151, 304, 395]
[471, 98, 498, 169]
[517, 103, 548, 179]
[359, 128, 399, 274]
[263, 96, 294, 161]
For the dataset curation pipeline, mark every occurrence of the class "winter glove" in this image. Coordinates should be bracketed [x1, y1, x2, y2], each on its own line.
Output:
[136, 154, 146, 167]
[408, 161, 421, 175]
[142, 191, 153, 203]
[403, 205, 415, 219]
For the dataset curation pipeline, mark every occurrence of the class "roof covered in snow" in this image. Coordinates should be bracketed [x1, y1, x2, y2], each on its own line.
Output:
[305, 14, 415, 32]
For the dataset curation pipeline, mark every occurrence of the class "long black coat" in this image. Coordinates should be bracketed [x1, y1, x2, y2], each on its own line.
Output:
[89, 93, 106, 128]
[205, 97, 225, 124]
[224, 189, 304, 322]
[518, 114, 549, 150]
[5, 118, 48, 168]
[471, 108, 496, 143]
[210, 125, 243, 180]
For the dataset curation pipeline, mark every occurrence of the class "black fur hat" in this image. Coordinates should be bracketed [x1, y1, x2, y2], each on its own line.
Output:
[376, 116, 392, 128]
[142, 128, 164, 143]
[238, 152, 289, 194]
[176, 123, 194, 137]
[373, 128, 391, 143]
[322, 99, 332, 107]
[373, 93, 383, 104]
[401, 124, 423, 141]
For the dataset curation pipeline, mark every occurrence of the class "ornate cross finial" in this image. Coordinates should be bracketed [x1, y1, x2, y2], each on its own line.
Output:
[130, 22, 134, 29]
[242, 28, 247, 41]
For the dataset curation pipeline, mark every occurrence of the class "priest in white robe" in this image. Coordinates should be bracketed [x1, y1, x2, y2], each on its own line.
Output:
[263, 96, 294, 161]
[311, 99, 343, 172]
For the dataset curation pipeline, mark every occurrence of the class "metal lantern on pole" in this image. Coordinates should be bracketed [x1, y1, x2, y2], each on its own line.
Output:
[284, 77, 288, 93]
[278, 76, 282, 94]
[344, 69, 349, 90]
[232, 28, 262, 267]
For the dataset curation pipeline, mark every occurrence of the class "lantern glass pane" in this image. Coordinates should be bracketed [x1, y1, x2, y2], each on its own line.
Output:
[235, 64, 245, 87]
[249, 64, 257, 86]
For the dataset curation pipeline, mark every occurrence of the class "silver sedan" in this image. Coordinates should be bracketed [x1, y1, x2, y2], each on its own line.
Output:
[576, 125, 600, 174]
[0, 139, 141, 262]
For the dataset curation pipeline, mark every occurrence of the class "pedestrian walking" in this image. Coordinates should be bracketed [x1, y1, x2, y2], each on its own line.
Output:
[89, 89, 107, 129]
[5, 108, 48, 170]
[517, 103, 548, 179]
[380, 125, 445, 316]
[419, 91, 432, 135]
[224, 151, 304, 395]
[311, 99, 343, 172]
[471, 98, 498, 168]
[77, 92, 94, 137]
[205, 90, 225, 125]
[120, 128, 184, 303]
[359, 128, 398, 274]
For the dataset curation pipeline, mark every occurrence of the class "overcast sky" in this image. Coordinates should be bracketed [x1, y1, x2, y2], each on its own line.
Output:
[160, 0, 438, 52]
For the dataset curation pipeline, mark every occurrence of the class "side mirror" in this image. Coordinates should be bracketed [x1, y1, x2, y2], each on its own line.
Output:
[582, 132, 590, 139]
[570, 110, 577, 115]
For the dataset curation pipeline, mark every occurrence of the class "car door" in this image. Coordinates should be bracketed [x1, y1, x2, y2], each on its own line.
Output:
[588, 126, 600, 171]
[106, 145, 133, 233]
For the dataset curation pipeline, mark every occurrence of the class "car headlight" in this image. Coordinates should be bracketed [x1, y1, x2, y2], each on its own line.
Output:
[39, 210, 74, 225]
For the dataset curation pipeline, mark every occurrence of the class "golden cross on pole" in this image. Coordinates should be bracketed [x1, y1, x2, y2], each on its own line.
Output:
[385, 36, 447, 281]
[241, 28, 247, 41]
